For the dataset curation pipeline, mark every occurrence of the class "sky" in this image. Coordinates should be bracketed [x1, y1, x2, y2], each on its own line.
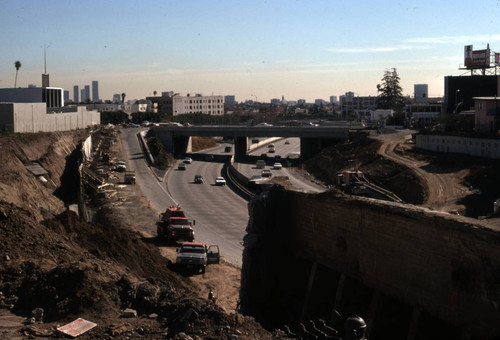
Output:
[1, 0, 500, 103]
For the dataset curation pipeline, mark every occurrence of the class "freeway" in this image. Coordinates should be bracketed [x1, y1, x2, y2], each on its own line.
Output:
[120, 128, 247, 266]
[234, 137, 325, 193]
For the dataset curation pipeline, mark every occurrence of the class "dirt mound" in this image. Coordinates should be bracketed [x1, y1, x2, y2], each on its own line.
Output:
[302, 131, 426, 204]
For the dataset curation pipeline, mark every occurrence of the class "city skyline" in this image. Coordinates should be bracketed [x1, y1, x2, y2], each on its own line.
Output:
[1, 0, 500, 103]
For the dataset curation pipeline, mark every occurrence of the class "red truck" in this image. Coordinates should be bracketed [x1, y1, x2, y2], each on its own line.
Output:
[157, 205, 195, 242]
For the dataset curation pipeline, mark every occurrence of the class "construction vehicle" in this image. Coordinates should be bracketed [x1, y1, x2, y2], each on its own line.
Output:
[175, 242, 220, 273]
[157, 205, 195, 242]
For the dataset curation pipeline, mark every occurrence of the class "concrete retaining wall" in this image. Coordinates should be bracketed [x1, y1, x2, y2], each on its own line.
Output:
[243, 188, 500, 338]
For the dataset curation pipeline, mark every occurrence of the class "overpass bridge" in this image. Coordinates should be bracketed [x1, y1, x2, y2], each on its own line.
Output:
[147, 125, 350, 158]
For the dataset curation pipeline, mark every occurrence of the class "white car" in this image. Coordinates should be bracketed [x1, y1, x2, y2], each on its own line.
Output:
[183, 157, 192, 164]
[215, 176, 226, 186]
[273, 162, 282, 170]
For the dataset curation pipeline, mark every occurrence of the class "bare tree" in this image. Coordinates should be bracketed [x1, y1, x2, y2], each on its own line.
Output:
[14, 61, 21, 87]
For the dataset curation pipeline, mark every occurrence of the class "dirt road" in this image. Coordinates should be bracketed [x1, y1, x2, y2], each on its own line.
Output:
[372, 129, 472, 214]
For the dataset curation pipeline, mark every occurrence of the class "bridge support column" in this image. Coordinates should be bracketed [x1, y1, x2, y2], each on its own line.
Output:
[300, 137, 341, 159]
[234, 137, 248, 160]
[301, 261, 317, 321]
[172, 136, 191, 157]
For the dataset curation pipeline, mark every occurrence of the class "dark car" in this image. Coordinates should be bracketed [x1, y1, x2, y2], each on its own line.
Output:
[194, 175, 204, 184]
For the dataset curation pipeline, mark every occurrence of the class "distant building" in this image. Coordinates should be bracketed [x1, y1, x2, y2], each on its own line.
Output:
[73, 85, 79, 103]
[28, 84, 37, 88]
[0, 87, 64, 109]
[224, 95, 236, 105]
[123, 100, 150, 115]
[444, 75, 500, 113]
[414, 84, 428, 101]
[474, 97, 500, 134]
[0, 102, 99, 133]
[84, 85, 90, 102]
[297, 99, 306, 105]
[80, 89, 86, 103]
[330, 96, 338, 104]
[112, 94, 121, 103]
[173, 93, 224, 116]
[64, 90, 69, 102]
[92, 81, 99, 102]
[340, 92, 377, 120]
[270, 98, 281, 105]
[315, 99, 327, 105]
[86, 103, 122, 112]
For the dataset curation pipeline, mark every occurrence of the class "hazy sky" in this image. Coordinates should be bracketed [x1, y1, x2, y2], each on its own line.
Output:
[1, 0, 499, 103]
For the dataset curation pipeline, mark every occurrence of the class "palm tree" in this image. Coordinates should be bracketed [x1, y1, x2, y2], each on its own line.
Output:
[121, 93, 126, 103]
[14, 61, 21, 88]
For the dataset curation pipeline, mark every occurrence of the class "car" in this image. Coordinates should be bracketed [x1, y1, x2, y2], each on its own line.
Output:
[215, 176, 226, 186]
[178, 163, 187, 170]
[194, 174, 204, 184]
[115, 160, 126, 172]
[268, 143, 275, 148]
[250, 175, 263, 182]
[259, 153, 267, 159]
[256, 160, 266, 169]
[183, 157, 192, 164]
[261, 169, 273, 177]
[273, 162, 283, 170]
[255, 123, 272, 127]
[284, 140, 290, 144]
[268, 148, 275, 153]
[224, 146, 233, 153]
[274, 155, 282, 161]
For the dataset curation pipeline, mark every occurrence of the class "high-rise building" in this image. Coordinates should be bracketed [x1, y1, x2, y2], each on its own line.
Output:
[330, 96, 338, 104]
[224, 95, 236, 105]
[84, 85, 90, 103]
[81, 89, 86, 102]
[112, 94, 121, 103]
[73, 85, 79, 103]
[64, 90, 69, 102]
[414, 84, 428, 101]
[92, 81, 99, 102]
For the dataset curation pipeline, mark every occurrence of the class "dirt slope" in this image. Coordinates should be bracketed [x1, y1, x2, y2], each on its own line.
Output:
[0, 128, 274, 339]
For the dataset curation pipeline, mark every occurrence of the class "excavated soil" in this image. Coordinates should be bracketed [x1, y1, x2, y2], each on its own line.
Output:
[302, 129, 500, 217]
[0, 129, 273, 339]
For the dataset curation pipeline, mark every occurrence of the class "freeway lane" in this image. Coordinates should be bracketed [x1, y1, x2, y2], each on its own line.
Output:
[237, 137, 325, 193]
[121, 128, 247, 266]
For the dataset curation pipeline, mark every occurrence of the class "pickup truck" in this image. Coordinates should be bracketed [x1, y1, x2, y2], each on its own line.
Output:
[175, 242, 220, 273]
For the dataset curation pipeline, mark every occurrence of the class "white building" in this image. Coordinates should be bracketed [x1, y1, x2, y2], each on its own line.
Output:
[173, 94, 224, 116]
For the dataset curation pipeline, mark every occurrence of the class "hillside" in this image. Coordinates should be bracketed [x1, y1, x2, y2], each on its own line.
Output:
[0, 128, 273, 339]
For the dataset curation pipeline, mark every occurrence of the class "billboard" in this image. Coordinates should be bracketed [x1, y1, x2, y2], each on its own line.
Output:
[464, 44, 491, 69]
